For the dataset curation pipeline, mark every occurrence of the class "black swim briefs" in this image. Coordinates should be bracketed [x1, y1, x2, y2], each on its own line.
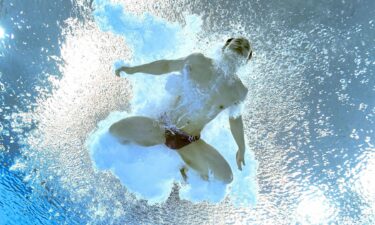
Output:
[164, 128, 200, 150]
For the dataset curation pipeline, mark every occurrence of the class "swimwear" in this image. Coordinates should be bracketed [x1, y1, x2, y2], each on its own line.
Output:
[164, 128, 200, 150]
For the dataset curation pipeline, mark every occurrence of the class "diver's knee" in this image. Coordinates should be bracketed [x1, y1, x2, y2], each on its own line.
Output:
[217, 167, 233, 184]
[109, 123, 118, 135]
[109, 123, 114, 132]
[222, 173, 233, 184]
[109, 122, 127, 139]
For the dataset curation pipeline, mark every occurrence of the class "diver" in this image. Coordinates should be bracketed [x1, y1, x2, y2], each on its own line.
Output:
[111, 37, 253, 184]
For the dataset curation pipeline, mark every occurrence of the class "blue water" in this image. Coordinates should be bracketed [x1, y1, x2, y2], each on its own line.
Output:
[1, 0, 374, 224]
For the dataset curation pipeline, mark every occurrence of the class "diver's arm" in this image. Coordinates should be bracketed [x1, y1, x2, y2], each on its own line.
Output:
[116, 59, 184, 76]
[229, 115, 246, 170]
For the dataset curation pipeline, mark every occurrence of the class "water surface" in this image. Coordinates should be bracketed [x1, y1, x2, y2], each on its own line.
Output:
[0, 0, 374, 224]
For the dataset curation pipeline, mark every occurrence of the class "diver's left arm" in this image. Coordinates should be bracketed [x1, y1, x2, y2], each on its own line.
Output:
[115, 59, 184, 76]
[229, 115, 246, 170]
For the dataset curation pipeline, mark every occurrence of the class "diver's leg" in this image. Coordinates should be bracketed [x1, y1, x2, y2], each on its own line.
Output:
[109, 116, 165, 146]
[177, 140, 233, 184]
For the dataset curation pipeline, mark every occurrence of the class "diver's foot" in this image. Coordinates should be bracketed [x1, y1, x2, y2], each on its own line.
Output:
[180, 167, 188, 182]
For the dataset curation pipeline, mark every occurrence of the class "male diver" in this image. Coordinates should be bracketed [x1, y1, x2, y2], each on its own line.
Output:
[111, 37, 253, 184]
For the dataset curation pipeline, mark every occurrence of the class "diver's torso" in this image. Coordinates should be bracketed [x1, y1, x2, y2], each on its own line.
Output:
[164, 54, 247, 136]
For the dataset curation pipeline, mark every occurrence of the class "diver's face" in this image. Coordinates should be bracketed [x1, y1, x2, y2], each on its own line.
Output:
[223, 38, 253, 64]
[228, 41, 250, 58]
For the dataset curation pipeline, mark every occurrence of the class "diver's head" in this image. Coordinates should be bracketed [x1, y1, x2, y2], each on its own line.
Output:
[222, 37, 253, 63]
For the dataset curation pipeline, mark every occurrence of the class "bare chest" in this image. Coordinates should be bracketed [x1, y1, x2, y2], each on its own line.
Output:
[208, 79, 247, 110]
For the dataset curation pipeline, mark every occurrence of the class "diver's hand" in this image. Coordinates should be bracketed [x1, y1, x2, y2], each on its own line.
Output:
[115, 66, 134, 77]
[236, 149, 245, 171]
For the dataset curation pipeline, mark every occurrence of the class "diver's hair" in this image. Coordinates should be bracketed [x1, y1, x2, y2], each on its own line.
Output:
[222, 37, 253, 61]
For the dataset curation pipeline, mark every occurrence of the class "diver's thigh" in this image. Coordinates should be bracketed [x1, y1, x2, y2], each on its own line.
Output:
[177, 142, 209, 178]
[178, 140, 233, 183]
[109, 116, 165, 146]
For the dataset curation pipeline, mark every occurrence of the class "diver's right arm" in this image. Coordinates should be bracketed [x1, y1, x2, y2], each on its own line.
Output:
[115, 59, 185, 76]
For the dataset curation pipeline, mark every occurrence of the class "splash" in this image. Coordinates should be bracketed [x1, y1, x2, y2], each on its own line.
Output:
[87, 0, 258, 205]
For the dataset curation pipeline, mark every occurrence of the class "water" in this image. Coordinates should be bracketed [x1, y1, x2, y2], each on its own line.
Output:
[1, 0, 374, 224]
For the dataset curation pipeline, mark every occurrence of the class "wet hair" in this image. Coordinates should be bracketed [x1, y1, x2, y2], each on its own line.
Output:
[222, 37, 253, 62]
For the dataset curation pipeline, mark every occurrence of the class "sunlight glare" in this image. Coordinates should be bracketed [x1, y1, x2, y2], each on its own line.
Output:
[296, 187, 336, 224]
[0, 27, 5, 39]
[356, 151, 375, 203]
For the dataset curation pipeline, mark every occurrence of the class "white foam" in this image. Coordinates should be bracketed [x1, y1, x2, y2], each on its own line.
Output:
[88, 0, 258, 206]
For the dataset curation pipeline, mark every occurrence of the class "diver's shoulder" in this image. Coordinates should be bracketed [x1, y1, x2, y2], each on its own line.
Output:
[185, 53, 213, 66]
[186, 52, 211, 61]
